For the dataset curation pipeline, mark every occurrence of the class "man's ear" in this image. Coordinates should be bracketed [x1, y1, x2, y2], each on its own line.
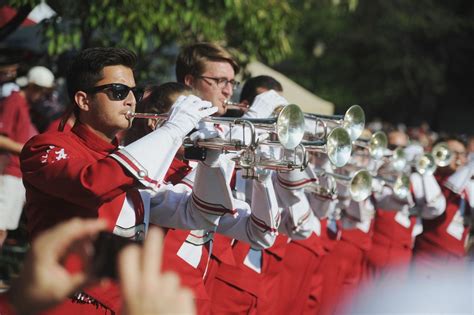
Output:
[74, 91, 91, 112]
[184, 74, 195, 87]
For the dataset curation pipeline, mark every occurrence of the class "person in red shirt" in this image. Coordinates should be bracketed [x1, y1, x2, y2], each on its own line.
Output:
[0, 218, 195, 315]
[0, 66, 54, 246]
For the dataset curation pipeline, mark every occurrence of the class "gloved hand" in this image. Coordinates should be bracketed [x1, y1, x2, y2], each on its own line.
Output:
[165, 95, 217, 138]
[243, 90, 289, 119]
[189, 122, 221, 143]
[445, 161, 474, 194]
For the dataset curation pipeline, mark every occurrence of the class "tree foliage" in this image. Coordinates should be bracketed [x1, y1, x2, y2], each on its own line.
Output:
[280, 0, 474, 133]
[7, 0, 295, 82]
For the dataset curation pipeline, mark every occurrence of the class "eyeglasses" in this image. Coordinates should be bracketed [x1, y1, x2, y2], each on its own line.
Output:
[85, 83, 144, 102]
[198, 76, 240, 90]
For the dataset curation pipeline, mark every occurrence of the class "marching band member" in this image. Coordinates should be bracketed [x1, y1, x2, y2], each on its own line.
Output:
[413, 137, 472, 273]
[153, 44, 282, 314]
[317, 156, 375, 315]
[19, 47, 238, 314]
[365, 130, 422, 280]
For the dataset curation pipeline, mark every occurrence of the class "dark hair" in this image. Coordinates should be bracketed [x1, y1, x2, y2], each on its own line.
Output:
[123, 82, 192, 145]
[175, 42, 240, 83]
[66, 47, 137, 103]
[239, 75, 283, 104]
[433, 134, 467, 148]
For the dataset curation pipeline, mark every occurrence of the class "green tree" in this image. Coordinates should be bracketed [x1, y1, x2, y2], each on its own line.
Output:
[7, 0, 295, 82]
[280, 0, 474, 133]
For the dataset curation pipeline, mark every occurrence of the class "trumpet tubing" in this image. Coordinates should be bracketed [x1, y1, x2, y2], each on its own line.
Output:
[126, 103, 305, 150]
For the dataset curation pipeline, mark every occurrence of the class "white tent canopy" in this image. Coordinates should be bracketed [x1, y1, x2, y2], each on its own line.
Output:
[244, 61, 334, 115]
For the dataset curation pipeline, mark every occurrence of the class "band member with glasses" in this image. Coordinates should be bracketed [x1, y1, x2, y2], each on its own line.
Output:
[19, 47, 243, 314]
[412, 136, 473, 274]
[176, 42, 240, 116]
[171, 44, 284, 314]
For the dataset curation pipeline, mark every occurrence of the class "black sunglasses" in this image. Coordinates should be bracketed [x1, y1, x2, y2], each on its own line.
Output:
[85, 83, 144, 102]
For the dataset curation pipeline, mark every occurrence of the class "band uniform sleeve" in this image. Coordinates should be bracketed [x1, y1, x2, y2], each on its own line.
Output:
[149, 157, 236, 230]
[20, 134, 136, 209]
[410, 172, 446, 219]
[110, 124, 182, 191]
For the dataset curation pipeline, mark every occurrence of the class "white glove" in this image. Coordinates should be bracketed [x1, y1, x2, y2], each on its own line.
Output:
[165, 95, 217, 138]
[243, 90, 289, 119]
[189, 122, 221, 142]
[445, 161, 474, 194]
[404, 143, 424, 162]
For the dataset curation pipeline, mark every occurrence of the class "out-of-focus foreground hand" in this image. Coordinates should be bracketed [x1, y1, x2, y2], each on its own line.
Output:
[7, 218, 107, 315]
[118, 227, 196, 315]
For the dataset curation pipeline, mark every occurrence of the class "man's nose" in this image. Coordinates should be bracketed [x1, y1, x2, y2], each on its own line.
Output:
[222, 83, 233, 97]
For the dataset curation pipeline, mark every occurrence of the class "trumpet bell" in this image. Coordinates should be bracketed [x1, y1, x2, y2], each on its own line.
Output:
[392, 147, 407, 172]
[342, 105, 365, 141]
[432, 142, 453, 167]
[276, 104, 305, 150]
[369, 131, 388, 160]
[416, 153, 436, 175]
[327, 127, 352, 167]
[393, 174, 410, 199]
[350, 169, 373, 202]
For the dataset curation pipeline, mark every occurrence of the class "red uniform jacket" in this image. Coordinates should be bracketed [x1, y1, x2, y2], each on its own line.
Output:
[0, 91, 37, 177]
[415, 174, 470, 258]
[20, 122, 145, 313]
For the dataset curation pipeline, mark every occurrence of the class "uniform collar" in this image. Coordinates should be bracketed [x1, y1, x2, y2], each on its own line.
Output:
[72, 122, 119, 154]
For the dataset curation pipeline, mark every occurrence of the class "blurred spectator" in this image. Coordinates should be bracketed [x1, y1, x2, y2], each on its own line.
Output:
[16, 66, 61, 132]
[0, 66, 54, 246]
[0, 218, 195, 315]
[0, 50, 21, 99]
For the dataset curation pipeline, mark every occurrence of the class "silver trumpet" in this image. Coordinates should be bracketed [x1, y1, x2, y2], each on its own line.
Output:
[304, 105, 366, 142]
[302, 127, 353, 168]
[307, 169, 373, 202]
[397, 142, 452, 175]
[374, 173, 410, 200]
[353, 131, 388, 160]
[237, 143, 308, 179]
[223, 99, 250, 111]
[126, 103, 306, 150]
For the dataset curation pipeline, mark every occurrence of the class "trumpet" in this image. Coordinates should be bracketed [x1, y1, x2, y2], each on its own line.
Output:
[394, 142, 452, 175]
[236, 143, 308, 179]
[304, 105, 366, 142]
[382, 147, 408, 172]
[223, 99, 250, 111]
[302, 127, 353, 168]
[307, 169, 373, 202]
[126, 103, 306, 150]
[353, 131, 388, 160]
[374, 173, 410, 200]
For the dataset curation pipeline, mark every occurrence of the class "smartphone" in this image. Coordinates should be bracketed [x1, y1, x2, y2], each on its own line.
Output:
[91, 231, 141, 280]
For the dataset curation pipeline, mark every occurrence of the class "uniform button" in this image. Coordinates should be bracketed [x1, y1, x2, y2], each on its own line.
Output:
[138, 170, 147, 178]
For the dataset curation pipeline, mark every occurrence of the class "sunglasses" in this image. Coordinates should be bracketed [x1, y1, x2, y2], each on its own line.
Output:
[86, 83, 144, 102]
